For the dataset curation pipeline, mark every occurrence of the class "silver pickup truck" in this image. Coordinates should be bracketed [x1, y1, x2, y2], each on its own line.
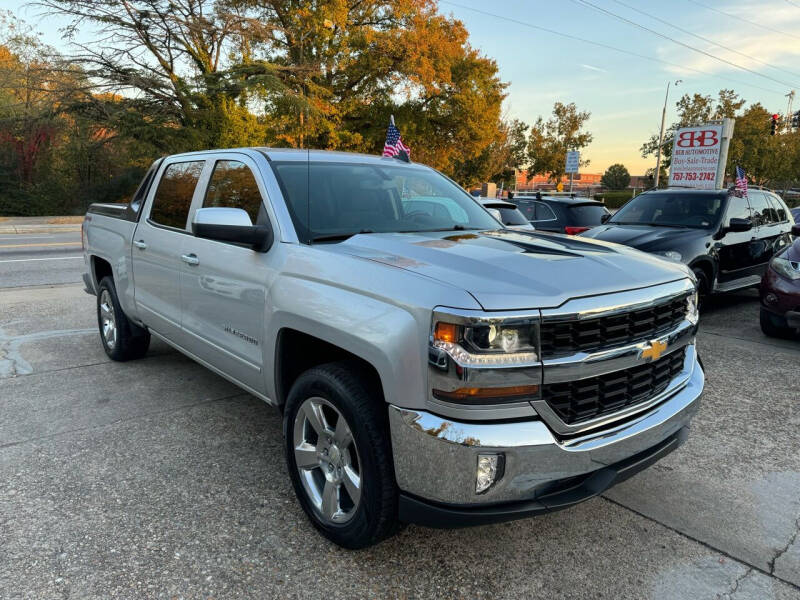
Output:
[82, 148, 704, 548]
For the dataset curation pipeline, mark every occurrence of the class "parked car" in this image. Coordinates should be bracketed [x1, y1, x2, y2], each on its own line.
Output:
[790, 206, 800, 223]
[478, 198, 534, 230]
[510, 193, 610, 234]
[581, 187, 795, 296]
[760, 223, 800, 337]
[82, 148, 703, 548]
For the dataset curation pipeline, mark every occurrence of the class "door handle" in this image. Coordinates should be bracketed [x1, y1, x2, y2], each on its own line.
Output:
[133, 240, 147, 250]
[181, 253, 200, 266]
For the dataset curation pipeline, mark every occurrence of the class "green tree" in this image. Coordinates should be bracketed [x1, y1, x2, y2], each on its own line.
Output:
[526, 102, 592, 183]
[601, 163, 630, 190]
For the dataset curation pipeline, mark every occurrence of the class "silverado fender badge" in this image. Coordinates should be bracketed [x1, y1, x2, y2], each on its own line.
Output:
[641, 339, 668, 362]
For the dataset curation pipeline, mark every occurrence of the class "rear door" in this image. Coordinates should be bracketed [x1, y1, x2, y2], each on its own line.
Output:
[530, 201, 560, 232]
[765, 192, 794, 260]
[748, 191, 782, 272]
[131, 158, 207, 342]
[179, 153, 280, 394]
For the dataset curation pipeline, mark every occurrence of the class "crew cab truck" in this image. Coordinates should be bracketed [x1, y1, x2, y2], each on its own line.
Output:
[82, 148, 704, 548]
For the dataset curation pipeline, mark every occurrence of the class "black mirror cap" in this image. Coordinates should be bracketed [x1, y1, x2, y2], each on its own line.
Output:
[195, 223, 274, 252]
[728, 218, 753, 233]
[792, 223, 800, 236]
[600, 213, 610, 224]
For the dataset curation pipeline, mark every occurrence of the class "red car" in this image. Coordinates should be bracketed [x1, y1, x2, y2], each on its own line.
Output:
[760, 223, 800, 337]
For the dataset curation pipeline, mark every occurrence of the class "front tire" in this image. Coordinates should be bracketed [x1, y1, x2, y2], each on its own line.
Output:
[96, 276, 150, 361]
[283, 362, 399, 549]
[760, 307, 794, 339]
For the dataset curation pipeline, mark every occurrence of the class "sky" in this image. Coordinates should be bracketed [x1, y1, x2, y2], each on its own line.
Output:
[4, 0, 800, 175]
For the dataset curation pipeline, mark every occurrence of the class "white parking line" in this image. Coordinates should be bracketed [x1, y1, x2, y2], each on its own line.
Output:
[0, 256, 83, 264]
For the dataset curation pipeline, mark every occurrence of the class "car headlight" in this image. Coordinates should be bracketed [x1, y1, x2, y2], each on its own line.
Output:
[770, 256, 800, 280]
[686, 289, 699, 325]
[431, 316, 539, 367]
[655, 250, 683, 262]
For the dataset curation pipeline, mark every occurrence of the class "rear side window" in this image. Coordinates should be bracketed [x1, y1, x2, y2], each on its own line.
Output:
[748, 192, 774, 226]
[569, 204, 608, 226]
[203, 160, 264, 223]
[766, 194, 787, 222]
[535, 202, 557, 220]
[514, 200, 536, 221]
[150, 161, 205, 229]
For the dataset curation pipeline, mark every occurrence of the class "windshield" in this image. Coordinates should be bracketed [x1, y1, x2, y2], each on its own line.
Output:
[496, 207, 529, 226]
[569, 204, 608, 226]
[610, 192, 724, 229]
[270, 161, 499, 242]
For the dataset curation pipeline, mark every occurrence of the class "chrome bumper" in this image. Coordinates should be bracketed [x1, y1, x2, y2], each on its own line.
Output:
[389, 345, 704, 506]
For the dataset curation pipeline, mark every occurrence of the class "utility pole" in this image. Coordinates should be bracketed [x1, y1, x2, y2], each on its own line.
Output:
[655, 79, 681, 187]
[786, 90, 795, 133]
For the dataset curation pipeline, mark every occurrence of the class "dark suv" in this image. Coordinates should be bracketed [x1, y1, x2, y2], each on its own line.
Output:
[581, 187, 796, 296]
[510, 194, 610, 234]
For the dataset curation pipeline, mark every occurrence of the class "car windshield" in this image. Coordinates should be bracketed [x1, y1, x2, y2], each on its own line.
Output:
[569, 204, 608, 226]
[270, 161, 499, 242]
[484, 204, 529, 226]
[610, 192, 724, 229]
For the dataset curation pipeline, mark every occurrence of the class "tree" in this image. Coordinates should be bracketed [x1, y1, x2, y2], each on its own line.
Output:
[526, 102, 592, 183]
[640, 89, 744, 171]
[601, 164, 630, 190]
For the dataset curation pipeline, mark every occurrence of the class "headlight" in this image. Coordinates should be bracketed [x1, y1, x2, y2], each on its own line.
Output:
[431, 316, 539, 367]
[770, 256, 800, 280]
[686, 289, 699, 325]
[655, 250, 682, 262]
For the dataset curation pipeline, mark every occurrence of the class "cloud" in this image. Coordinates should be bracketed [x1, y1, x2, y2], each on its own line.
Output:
[581, 64, 607, 73]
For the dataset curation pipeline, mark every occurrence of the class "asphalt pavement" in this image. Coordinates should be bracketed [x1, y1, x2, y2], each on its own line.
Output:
[1, 221, 799, 599]
[0, 218, 84, 288]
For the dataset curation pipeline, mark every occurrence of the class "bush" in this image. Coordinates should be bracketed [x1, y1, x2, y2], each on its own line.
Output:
[594, 190, 640, 209]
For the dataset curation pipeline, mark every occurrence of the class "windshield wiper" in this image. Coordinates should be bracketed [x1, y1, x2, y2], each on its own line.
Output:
[401, 225, 483, 233]
[312, 229, 374, 242]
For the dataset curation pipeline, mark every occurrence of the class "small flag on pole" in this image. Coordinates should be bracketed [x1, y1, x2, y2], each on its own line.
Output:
[735, 165, 748, 197]
[382, 116, 411, 161]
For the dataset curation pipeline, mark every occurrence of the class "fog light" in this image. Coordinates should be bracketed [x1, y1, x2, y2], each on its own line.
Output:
[476, 453, 504, 494]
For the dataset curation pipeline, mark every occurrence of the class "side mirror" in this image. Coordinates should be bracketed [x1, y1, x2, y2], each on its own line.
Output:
[601, 213, 610, 223]
[192, 207, 274, 252]
[792, 224, 800, 236]
[727, 218, 753, 233]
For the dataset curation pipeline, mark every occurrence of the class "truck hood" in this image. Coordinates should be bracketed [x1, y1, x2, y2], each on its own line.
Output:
[323, 229, 690, 310]
[580, 224, 708, 253]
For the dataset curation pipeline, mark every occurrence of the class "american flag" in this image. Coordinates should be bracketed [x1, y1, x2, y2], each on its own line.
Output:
[735, 165, 748, 197]
[382, 119, 410, 159]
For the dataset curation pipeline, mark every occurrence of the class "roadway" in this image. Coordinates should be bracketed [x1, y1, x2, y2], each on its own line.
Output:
[1, 220, 799, 599]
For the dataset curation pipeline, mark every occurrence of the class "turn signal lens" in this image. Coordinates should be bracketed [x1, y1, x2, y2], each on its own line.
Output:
[434, 322, 458, 343]
[433, 384, 540, 403]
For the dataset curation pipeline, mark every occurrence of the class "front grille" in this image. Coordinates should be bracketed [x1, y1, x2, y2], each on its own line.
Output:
[539, 293, 690, 358]
[541, 348, 686, 425]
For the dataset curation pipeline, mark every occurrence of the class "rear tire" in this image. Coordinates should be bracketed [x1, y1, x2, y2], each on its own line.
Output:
[97, 276, 150, 361]
[283, 361, 398, 549]
[759, 307, 794, 339]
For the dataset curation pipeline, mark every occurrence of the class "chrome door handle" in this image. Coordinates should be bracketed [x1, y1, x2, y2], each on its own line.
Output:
[181, 253, 200, 266]
[133, 240, 147, 250]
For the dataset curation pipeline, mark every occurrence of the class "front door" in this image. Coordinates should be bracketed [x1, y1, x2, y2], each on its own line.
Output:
[131, 159, 206, 341]
[716, 193, 757, 284]
[180, 155, 279, 394]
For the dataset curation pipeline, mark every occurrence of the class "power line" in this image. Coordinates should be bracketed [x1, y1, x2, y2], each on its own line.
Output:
[438, 1, 784, 95]
[784, 0, 800, 9]
[571, 0, 800, 90]
[686, 0, 800, 42]
[608, 0, 800, 81]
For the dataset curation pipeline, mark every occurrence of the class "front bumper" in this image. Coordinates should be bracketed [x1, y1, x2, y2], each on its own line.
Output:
[389, 346, 704, 523]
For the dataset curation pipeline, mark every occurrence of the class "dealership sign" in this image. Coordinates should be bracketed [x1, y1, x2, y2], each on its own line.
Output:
[668, 124, 723, 189]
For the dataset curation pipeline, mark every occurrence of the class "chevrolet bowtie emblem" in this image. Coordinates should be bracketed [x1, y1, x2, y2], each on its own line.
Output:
[641, 339, 667, 362]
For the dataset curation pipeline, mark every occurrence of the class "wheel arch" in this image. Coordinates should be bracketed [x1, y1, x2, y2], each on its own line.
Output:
[689, 256, 715, 293]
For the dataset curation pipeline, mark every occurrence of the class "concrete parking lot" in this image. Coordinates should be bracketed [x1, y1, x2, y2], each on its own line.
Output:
[1, 223, 799, 599]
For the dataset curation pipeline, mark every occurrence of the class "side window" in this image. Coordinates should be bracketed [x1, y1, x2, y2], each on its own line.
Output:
[767, 194, 787, 222]
[724, 194, 751, 227]
[748, 192, 772, 226]
[535, 202, 557, 221]
[203, 160, 264, 223]
[150, 161, 205, 229]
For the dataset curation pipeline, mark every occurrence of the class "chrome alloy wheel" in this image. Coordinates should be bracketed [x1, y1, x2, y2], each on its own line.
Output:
[99, 289, 117, 350]
[293, 397, 362, 525]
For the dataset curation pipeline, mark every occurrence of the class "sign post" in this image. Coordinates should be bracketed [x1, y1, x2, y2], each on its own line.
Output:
[565, 151, 580, 193]
[668, 122, 732, 190]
